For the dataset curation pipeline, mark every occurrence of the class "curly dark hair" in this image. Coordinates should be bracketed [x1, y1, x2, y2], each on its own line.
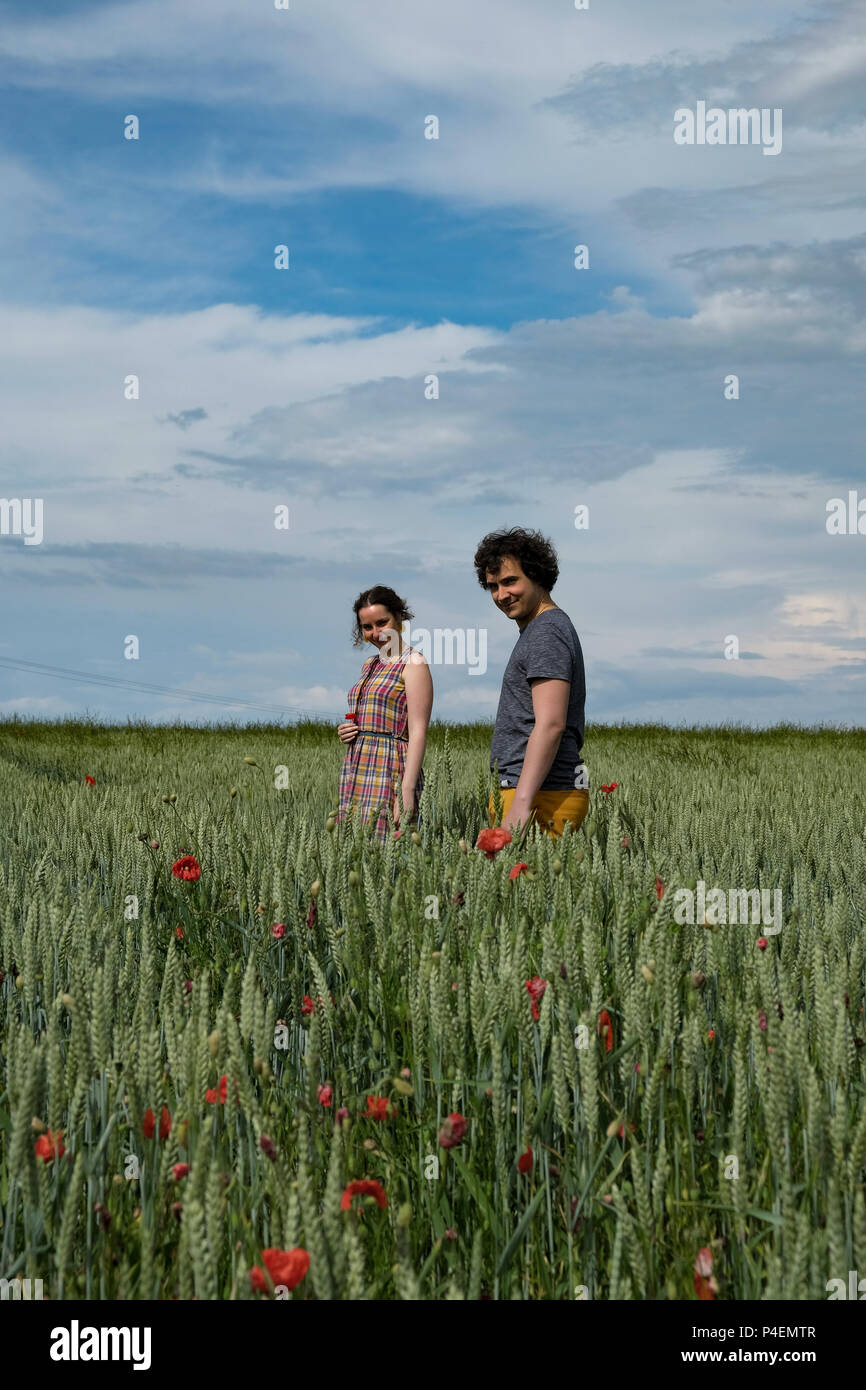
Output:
[351, 585, 414, 647]
[473, 527, 559, 592]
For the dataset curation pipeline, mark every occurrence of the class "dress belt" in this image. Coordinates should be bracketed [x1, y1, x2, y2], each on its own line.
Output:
[356, 729, 408, 741]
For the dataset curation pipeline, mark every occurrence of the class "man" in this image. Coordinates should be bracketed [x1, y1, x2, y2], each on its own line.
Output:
[474, 526, 588, 840]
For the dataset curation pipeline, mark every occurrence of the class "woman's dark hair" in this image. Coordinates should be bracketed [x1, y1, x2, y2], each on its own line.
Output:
[351, 586, 414, 647]
[473, 527, 559, 592]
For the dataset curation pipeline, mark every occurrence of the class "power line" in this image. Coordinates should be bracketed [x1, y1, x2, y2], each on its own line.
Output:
[0, 655, 343, 722]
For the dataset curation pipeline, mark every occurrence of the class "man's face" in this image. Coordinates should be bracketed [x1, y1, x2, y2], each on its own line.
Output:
[484, 556, 541, 625]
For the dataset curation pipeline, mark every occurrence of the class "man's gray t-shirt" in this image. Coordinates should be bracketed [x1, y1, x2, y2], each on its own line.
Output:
[490, 608, 585, 790]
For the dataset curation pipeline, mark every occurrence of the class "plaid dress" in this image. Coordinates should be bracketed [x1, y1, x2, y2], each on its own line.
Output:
[337, 647, 423, 841]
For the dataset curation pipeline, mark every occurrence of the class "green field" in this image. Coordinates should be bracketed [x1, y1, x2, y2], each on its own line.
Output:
[1, 717, 865, 1301]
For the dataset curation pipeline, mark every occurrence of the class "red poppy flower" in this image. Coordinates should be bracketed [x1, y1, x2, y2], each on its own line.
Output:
[365, 1095, 396, 1122]
[707, 1028, 716, 1042]
[525, 976, 547, 1021]
[174, 926, 184, 940]
[306, 901, 317, 930]
[758, 1010, 767, 1031]
[142, 1108, 155, 1138]
[317, 1083, 332, 1108]
[438, 1112, 468, 1149]
[617, 1121, 636, 1139]
[509, 862, 529, 880]
[250, 1247, 310, 1293]
[598, 1009, 614, 1053]
[345, 713, 357, 722]
[476, 827, 512, 859]
[301, 995, 315, 1015]
[517, 1147, 533, 1174]
[35, 1129, 65, 1163]
[757, 936, 767, 951]
[160, 1105, 171, 1139]
[172, 1163, 190, 1180]
[655, 876, 665, 900]
[171, 855, 202, 882]
[85, 775, 96, 786]
[271, 922, 286, 940]
[341, 1179, 387, 1211]
[600, 782, 618, 797]
[206, 1074, 228, 1104]
[694, 1247, 717, 1300]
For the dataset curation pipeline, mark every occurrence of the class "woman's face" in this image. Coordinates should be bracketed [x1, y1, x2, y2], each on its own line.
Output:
[358, 604, 400, 654]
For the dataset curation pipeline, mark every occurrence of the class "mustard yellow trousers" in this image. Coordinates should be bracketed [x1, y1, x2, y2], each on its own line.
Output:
[488, 787, 590, 840]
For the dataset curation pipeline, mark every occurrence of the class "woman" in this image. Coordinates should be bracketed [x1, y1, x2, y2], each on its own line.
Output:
[336, 586, 433, 841]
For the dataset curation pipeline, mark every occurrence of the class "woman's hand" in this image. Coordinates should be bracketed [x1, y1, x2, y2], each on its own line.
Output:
[393, 784, 416, 827]
[337, 722, 359, 744]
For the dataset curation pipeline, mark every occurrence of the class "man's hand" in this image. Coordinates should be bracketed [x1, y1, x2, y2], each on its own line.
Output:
[504, 798, 534, 842]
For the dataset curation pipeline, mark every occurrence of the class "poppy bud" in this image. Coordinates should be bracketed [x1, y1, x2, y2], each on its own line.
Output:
[348, 870, 360, 887]
[552, 858, 563, 875]
[169, 794, 177, 804]
[15, 975, 23, 990]
[161, 795, 170, 803]
[61, 993, 73, 1009]
[690, 971, 707, 989]
[326, 817, 336, 832]
[310, 880, 321, 899]
[31, 1117, 46, 1132]
[230, 787, 237, 797]
[208, 1029, 220, 1056]
[243, 757, 257, 766]
[458, 839, 468, 853]
[641, 964, 654, 983]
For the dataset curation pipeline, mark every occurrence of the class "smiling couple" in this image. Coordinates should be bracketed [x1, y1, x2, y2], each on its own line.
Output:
[335, 526, 588, 844]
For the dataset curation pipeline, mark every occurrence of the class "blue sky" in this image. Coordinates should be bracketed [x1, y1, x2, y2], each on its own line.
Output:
[1, 0, 865, 729]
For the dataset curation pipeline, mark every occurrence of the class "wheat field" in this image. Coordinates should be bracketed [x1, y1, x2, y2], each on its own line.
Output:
[1, 717, 864, 1301]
